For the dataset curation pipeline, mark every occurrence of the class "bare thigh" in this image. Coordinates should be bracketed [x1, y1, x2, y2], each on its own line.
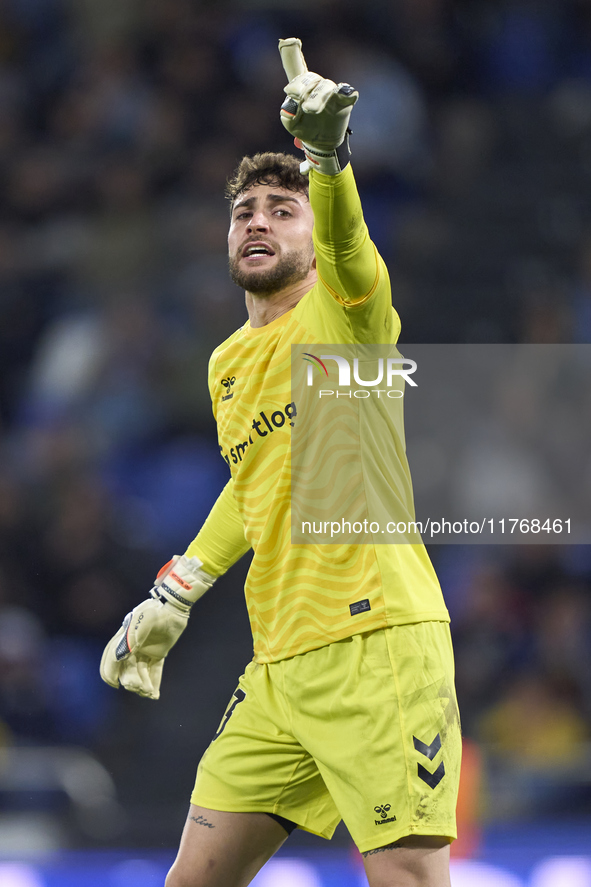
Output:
[362, 835, 451, 887]
[165, 804, 289, 887]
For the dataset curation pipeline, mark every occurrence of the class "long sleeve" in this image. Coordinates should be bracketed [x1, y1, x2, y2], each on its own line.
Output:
[297, 165, 399, 345]
[310, 165, 381, 305]
[184, 479, 250, 576]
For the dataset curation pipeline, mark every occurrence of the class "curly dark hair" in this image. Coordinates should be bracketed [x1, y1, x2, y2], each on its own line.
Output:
[225, 152, 308, 210]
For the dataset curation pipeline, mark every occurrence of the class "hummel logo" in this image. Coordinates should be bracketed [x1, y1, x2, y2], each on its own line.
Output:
[413, 734, 445, 789]
[413, 734, 441, 761]
[221, 376, 236, 402]
[374, 804, 391, 819]
[373, 803, 396, 826]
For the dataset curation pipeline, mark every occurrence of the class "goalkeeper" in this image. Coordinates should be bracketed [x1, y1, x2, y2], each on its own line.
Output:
[101, 38, 460, 887]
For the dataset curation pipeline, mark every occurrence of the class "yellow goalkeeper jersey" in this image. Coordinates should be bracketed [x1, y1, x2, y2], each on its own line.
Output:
[194, 165, 449, 663]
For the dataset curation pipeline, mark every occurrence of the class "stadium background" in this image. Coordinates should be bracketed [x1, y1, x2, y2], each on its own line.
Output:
[0, 0, 590, 884]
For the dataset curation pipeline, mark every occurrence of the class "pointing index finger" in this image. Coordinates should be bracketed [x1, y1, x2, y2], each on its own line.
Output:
[278, 37, 308, 82]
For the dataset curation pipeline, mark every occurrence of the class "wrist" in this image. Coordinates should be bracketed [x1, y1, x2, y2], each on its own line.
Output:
[296, 133, 352, 176]
[151, 555, 217, 614]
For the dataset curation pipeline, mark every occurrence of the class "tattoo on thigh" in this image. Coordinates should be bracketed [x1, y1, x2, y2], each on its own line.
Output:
[361, 840, 404, 858]
[189, 814, 215, 830]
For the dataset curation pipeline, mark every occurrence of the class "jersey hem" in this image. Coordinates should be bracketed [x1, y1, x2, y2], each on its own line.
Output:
[252, 612, 450, 664]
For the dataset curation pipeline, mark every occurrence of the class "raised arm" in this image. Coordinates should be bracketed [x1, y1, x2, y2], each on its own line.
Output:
[278, 38, 396, 338]
[309, 165, 385, 307]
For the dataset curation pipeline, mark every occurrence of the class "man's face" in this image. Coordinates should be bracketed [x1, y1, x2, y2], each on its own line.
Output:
[228, 182, 315, 296]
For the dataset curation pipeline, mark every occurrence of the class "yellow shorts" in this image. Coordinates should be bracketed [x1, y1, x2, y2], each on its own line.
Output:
[191, 621, 461, 853]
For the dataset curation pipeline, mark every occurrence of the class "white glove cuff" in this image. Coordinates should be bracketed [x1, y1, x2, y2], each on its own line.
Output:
[151, 555, 217, 614]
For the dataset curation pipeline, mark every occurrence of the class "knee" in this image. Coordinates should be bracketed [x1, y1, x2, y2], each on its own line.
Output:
[165, 864, 197, 887]
[164, 871, 180, 887]
[165, 859, 219, 887]
[363, 836, 451, 887]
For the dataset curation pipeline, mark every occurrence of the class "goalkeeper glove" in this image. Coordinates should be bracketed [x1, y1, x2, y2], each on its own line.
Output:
[278, 37, 358, 176]
[100, 555, 216, 700]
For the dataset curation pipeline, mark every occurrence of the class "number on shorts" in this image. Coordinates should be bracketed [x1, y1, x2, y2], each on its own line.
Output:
[213, 687, 246, 740]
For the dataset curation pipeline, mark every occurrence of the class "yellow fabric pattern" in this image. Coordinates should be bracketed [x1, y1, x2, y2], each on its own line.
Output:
[185, 479, 250, 577]
[188, 165, 449, 663]
[192, 622, 460, 852]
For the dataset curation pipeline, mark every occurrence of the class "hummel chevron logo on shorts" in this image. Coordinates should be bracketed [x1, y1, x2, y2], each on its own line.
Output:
[413, 733, 445, 789]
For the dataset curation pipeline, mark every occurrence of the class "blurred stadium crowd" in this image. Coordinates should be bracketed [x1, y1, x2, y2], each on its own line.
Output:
[1, 0, 591, 849]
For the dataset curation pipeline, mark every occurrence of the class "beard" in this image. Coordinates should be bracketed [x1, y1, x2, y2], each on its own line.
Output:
[228, 243, 314, 296]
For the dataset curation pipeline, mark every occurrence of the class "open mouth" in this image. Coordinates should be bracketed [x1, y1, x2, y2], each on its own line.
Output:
[242, 242, 276, 259]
